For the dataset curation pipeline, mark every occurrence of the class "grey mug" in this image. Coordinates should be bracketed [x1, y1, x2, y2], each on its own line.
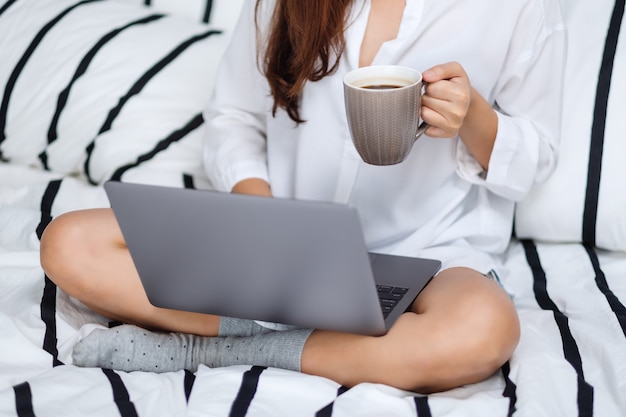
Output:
[343, 65, 429, 166]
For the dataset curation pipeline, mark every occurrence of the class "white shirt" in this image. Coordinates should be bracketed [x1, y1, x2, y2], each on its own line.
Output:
[203, 0, 566, 274]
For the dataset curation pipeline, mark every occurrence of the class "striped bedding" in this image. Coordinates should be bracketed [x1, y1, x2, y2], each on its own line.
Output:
[0, 0, 625, 416]
[0, 167, 624, 416]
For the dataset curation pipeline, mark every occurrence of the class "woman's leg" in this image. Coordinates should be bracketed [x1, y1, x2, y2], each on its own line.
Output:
[301, 267, 520, 392]
[67, 255, 518, 392]
[40, 208, 221, 336]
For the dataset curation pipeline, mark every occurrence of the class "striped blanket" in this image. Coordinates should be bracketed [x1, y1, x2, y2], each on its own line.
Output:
[1, 0, 625, 415]
[0, 165, 624, 416]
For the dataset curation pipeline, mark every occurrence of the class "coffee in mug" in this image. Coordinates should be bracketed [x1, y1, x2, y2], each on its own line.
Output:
[362, 84, 403, 90]
[343, 65, 428, 165]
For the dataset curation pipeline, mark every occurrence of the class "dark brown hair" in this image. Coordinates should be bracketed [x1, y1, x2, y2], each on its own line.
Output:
[255, 0, 353, 123]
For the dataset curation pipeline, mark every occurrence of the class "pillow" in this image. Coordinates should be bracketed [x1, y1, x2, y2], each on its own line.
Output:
[122, 0, 245, 28]
[0, 0, 237, 187]
[514, 0, 626, 252]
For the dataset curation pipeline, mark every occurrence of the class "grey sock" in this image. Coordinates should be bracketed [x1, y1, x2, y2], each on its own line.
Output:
[72, 324, 313, 373]
[218, 317, 273, 337]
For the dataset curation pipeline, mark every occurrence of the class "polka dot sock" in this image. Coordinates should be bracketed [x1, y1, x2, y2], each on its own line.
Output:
[72, 324, 313, 373]
[218, 317, 273, 337]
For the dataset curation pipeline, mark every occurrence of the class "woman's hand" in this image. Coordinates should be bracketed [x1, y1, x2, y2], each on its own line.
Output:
[422, 62, 497, 170]
[421, 62, 471, 139]
[231, 178, 272, 197]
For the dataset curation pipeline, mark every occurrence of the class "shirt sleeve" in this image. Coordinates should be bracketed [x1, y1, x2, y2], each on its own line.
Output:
[456, 6, 567, 202]
[202, 1, 271, 192]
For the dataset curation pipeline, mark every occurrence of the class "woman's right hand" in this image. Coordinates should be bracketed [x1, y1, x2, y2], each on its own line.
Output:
[231, 178, 272, 197]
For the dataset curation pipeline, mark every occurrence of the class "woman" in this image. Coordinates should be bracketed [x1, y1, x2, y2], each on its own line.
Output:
[40, 0, 565, 393]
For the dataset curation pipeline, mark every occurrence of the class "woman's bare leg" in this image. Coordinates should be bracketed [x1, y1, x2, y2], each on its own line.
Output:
[40, 208, 221, 336]
[42, 210, 519, 392]
[67, 264, 518, 392]
[301, 267, 520, 392]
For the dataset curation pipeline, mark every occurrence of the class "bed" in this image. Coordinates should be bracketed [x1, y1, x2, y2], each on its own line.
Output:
[0, 0, 625, 416]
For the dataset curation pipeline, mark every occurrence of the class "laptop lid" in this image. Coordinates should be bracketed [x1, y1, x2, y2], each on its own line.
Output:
[104, 181, 440, 336]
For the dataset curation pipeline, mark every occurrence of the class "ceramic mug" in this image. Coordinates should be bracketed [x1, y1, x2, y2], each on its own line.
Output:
[343, 65, 429, 165]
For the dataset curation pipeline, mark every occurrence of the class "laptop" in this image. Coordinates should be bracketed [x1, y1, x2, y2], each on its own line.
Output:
[104, 181, 441, 336]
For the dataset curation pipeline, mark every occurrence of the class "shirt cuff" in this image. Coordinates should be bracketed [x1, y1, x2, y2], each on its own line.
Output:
[455, 139, 486, 183]
[483, 112, 520, 187]
[455, 112, 528, 200]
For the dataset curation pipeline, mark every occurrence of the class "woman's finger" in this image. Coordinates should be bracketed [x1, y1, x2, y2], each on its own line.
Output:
[422, 61, 466, 83]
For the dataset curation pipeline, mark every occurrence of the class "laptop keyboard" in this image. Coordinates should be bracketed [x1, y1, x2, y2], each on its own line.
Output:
[376, 285, 409, 318]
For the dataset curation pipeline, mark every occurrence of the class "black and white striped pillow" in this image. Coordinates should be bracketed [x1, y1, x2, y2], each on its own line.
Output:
[0, 0, 233, 186]
[515, 0, 626, 252]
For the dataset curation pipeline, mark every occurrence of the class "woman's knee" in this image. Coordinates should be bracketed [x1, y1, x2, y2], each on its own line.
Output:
[460, 290, 520, 376]
[40, 210, 111, 291]
[41, 212, 82, 276]
[39, 213, 83, 284]
[450, 281, 520, 387]
[397, 272, 520, 390]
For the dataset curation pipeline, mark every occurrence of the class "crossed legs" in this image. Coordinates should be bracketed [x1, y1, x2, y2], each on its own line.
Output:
[40, 208, 519, 393]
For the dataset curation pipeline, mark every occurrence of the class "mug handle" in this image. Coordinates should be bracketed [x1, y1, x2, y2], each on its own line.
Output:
[416, 121, 429, 139]
[415, 81, 429, 139]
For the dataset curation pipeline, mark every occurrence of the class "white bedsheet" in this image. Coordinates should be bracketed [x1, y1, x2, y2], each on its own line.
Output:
[0, 162, 625, 417]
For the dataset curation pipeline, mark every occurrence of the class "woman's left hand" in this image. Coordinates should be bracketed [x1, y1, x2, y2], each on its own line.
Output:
[420, 62, 472, 139]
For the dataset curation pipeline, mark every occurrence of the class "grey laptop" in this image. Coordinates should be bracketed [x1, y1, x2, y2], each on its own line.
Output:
[104, 181, 441, 336]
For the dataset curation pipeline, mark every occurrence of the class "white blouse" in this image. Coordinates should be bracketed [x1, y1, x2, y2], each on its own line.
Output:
[203, 0, 566, 275]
